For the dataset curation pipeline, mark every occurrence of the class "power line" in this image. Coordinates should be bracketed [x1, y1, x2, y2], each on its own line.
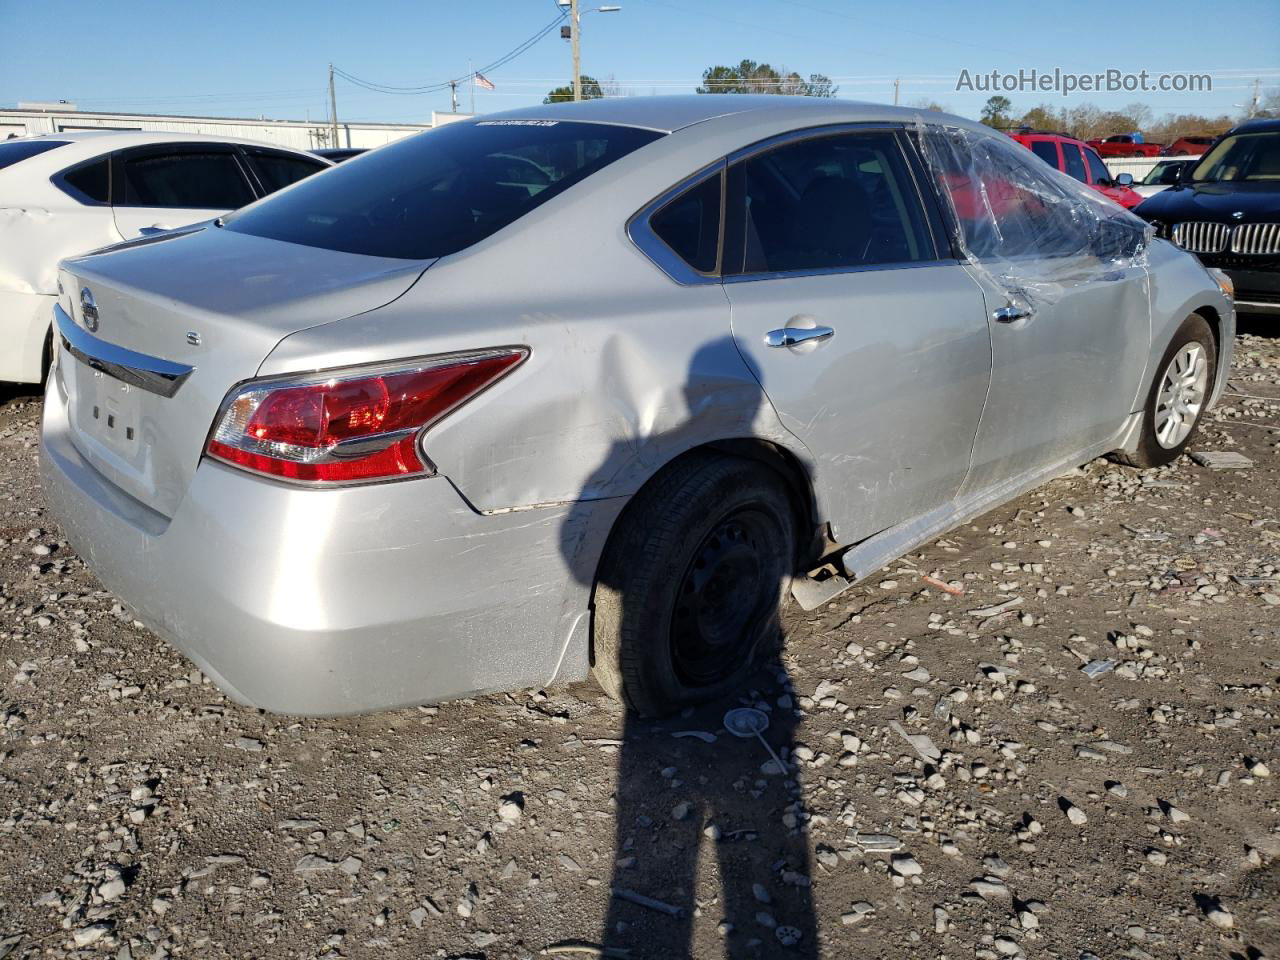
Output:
[333, 11, 568, 97]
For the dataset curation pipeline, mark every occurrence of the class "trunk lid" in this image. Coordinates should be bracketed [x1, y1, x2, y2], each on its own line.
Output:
[55, 225, 430, 517]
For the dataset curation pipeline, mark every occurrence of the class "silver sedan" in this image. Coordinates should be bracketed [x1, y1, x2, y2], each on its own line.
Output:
[40, 97, 1234, 715]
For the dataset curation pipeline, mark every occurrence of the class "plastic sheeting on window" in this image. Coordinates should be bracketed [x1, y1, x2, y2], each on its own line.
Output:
[915, 122, 1153, 309]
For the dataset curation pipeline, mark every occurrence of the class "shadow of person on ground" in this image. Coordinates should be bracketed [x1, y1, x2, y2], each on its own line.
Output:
[559, 335, 819, 958]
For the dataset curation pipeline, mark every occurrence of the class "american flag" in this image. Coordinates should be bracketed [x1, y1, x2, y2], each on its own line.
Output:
[473, 72, 495, 91]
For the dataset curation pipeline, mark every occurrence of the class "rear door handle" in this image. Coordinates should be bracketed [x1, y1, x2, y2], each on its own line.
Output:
[765, 325, 835, 348]
[992, 305, 1033, 324]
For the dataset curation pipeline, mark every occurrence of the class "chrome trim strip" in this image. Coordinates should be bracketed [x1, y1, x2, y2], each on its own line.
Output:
[1233, 300, 1280, 315]
[54, 303, 194, 398]
[722, 258, 954, 284]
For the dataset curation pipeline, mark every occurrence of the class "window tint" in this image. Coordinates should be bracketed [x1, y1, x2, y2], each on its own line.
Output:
[61, 159, 110, 203]
[724, 131, 931, 275]
[649, 172, 722, 274]
[1029, 140, 1059, 168]
[246, 148, 328, 193]
[227, 121, 663, 260]
[0, 138, 69, 171]
[1061, 144, 1087, 183]
[1083, 149, 1112, 186]
[120, 150, 255, 209]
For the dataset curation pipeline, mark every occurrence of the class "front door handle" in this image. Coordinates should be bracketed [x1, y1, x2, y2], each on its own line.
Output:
[765, 325, 835, 348]
[992, 304, 1033, 324]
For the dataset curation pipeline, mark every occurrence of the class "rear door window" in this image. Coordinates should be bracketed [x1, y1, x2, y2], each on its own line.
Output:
[243, 147, 329, 194]
[1029, 140, 1060, 169]
[118, 148, 256, 209]
[226, 121, 663, 260]
[1062, 144, 1087, 183]
[723, 130, 933, 275]
[0, 138, 68, 170]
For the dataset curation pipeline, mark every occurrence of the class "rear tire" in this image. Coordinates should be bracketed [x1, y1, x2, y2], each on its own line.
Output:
[1114, 313, 1216, 469]
[591, 452, 796, 717]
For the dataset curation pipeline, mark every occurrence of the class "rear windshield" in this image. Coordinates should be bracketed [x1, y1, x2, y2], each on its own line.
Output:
[0, 138, 69, 171]
[226, 120, 663, 259]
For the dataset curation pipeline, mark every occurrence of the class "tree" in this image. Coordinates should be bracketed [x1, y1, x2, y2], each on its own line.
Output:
[979, 95, 1013, 129]
[696, 60, 837, 97]
[908, 98, 948, 112]
[544, 75, 603, 103]
[1016, 103, 1061, 132]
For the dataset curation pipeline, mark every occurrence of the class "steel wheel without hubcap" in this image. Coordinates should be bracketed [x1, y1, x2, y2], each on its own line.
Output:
[671, 510, 772, 688]
[1154, 342, 1209, 449]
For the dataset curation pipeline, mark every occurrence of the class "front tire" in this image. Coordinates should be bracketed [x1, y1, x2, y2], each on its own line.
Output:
[591, 452, 796, 717]
[1116, 313, 1216, 469]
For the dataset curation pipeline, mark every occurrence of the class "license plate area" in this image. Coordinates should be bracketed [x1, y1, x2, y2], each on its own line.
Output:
[70, 362, 142, 459]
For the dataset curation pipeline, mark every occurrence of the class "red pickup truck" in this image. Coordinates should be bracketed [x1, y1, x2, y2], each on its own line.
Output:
[1086, 134, 1164, 158]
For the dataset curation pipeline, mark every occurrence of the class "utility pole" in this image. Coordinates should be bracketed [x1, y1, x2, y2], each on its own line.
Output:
[893, 77, 900, 106]
[449, 79, 459, 113]
[571, 0, 582, 102]
[328, 63, 339, 148]
[1249, 77, 1261, 117]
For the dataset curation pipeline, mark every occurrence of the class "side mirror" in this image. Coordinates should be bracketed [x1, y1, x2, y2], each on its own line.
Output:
[1114, 173, 1134, 187]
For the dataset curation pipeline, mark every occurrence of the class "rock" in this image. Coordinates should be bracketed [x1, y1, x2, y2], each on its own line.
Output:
[1062, 799, 1088, 825]
[294, 855, 337, 874]
[234, 736, 264, 752]
[1206, 907, 1234, 929]
[497, 798, 523, 824]
[1146, 848, 1168, 866]
[971, 877, 1010, 899]
[73, 925, 111, 947]
[890, 853, 922, 877]
[1161, 801, 1191, 824]
[775, 925, 802, 946]
[98, 877, 126, 902]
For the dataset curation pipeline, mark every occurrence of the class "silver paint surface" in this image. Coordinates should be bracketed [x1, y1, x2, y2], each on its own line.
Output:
[40, 97, 1233, 714]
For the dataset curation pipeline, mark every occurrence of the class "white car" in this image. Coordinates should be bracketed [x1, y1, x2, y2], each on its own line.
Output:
[1133, 158, 1198, 198]
[0, 131, 331, 384]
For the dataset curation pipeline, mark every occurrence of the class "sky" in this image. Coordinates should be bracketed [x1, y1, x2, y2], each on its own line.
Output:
[1, 0, 1277, 125]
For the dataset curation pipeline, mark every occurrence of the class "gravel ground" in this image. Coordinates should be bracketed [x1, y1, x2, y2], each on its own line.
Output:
[1, 324, 1277, 960]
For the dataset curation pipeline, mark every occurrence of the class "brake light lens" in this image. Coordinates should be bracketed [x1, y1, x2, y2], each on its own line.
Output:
[206, 348, 526, 483]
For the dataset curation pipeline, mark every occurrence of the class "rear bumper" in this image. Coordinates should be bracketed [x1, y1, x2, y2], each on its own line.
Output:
[0, 289, 53, 383]
[40, 383, 613, 715]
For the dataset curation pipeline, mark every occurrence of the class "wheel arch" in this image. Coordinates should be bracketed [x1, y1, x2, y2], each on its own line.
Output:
[583, 436, 824, 669]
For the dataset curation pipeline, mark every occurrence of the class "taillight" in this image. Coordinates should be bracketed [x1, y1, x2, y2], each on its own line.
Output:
[206, 348, 526, 484]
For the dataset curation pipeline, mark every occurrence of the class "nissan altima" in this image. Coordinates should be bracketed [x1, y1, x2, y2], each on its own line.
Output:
[41, 97, 1234, 716]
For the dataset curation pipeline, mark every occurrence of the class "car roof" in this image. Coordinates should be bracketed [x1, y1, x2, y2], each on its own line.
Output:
[0, 130, 329, 205]
[1228, 117, 1280, 135]
[4, 128, 319, 153]
[477, 94, 994, 137]
[1009, 131, 1088, 148]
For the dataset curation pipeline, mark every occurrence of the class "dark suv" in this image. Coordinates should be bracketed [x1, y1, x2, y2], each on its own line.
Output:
[1136, 117, 1280, 315]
